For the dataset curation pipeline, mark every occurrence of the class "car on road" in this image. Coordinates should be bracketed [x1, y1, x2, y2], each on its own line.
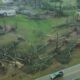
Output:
[49, 71, 64, 80]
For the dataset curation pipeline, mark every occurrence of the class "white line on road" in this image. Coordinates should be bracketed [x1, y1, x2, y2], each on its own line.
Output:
[64, 70, 80, 77]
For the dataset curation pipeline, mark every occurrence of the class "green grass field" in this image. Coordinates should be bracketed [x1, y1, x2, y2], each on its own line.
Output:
[0, 15, 67, 44]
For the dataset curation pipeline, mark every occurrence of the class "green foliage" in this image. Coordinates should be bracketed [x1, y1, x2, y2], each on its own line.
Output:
[55, 41, 76, 64]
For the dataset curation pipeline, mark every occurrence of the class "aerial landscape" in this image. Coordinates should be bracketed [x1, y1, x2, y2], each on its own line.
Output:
[0, 0, 80, 80]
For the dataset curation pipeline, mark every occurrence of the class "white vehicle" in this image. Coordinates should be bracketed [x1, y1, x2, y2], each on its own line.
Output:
[0, 9, 16, 16]
[49, 71, 63, 80]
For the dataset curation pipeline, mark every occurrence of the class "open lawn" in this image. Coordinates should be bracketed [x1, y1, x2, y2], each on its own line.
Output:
[0, 15, 67, 44]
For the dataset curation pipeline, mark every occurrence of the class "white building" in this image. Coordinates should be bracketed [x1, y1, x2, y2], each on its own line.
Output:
[2, 0, 14, 4]
[0, 8, 16, 16]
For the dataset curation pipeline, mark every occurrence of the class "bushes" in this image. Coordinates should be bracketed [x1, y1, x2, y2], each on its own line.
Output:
[22, 60, 48, 74]
[56, 51, 71, 64]
[22, 56, 53, 74]
[55, 42, 76, 64]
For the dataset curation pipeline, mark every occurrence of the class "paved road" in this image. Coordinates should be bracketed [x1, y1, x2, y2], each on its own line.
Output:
[35, 64, 80, 80]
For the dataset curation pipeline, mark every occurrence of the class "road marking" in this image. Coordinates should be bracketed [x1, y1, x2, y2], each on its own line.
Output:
[64, 70, 80, 77]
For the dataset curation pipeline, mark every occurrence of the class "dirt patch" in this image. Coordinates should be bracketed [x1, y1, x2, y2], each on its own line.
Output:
[76, 43, 80, 48]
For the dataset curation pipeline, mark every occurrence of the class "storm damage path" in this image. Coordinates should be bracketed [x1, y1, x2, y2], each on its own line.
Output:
[35, 64, 80, 80]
